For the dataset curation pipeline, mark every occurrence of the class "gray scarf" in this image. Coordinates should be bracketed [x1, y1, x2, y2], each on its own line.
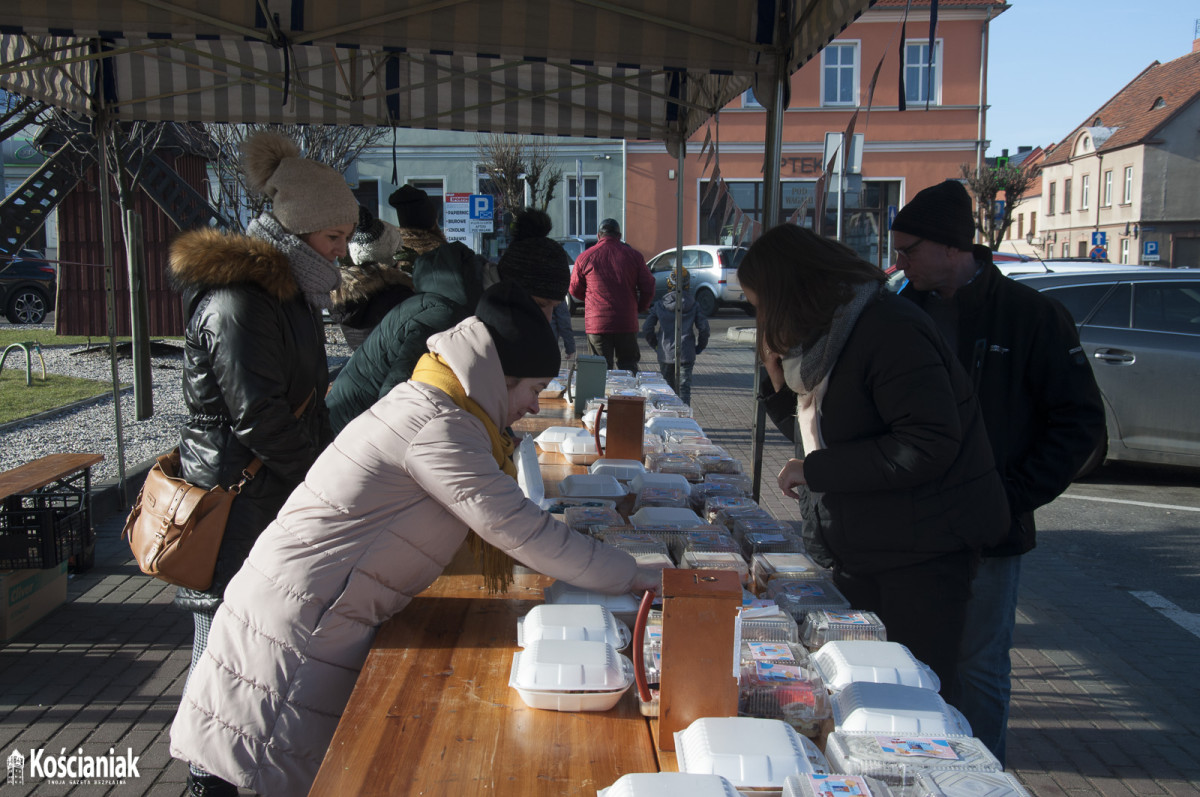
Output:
[782, 280, 883, 396]
[247, 212, 341, 310]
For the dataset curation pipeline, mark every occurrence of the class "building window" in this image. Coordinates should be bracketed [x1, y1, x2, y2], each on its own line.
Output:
[1030, 212, 1036, 236]
[1017, 214, 1024, 240]
[822, 42, 859, 106]
[567, 176, 599, 237]
[1078, 240, 1088, 258]
[741, 89, 763, 109]
[1063, 242, 1070, 258]
[1121, 238, 1130, 264]
[1123, 166, 1134, 203]
[1081, 175, 1090, 210]
[1063, 178, 1072, 213]
[1103, 170, 1113, 206]
[1047, 183, 1056, 216]
[904, 40, 942, 105]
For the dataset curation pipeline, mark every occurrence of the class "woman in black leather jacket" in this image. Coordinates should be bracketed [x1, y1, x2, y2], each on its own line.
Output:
[166, 130, 359, 797]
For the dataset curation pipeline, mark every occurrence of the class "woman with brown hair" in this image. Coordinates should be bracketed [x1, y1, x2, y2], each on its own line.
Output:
[743, 224, 1009, 700]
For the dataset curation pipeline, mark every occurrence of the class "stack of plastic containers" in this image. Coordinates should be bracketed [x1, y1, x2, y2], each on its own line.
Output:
[782, 773, 897, 797]
[673, 717, 831, 790]
[823, 733, 1002, 787]
[737, 640, 830, 737]
[597, 772, 742, 797]
[800, 610, 888, 650]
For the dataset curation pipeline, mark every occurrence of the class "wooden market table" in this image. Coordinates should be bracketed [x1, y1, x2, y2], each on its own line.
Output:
[309, 397, 677, 796]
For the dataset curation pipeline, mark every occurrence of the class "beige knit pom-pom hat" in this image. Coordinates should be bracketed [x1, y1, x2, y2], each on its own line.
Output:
[241, 131, 359, 235]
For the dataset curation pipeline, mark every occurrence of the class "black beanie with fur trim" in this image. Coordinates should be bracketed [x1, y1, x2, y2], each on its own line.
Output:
[497, 209, 571, 300]
[476, 280, 561, 378]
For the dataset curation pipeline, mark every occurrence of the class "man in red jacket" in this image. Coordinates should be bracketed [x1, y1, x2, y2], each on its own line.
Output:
[568, 218, 655, 372]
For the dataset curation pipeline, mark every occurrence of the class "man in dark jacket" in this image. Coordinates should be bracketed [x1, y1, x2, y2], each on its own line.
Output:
[891, 179, 1106, 764]
[569, 218, 654, 372]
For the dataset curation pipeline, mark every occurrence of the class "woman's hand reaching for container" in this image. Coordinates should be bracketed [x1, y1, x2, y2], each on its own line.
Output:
[777, 458, 807, 499]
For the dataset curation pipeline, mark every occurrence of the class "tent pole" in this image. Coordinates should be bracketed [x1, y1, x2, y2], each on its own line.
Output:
[673, 141, 684, 394]
[96, 112, 129, 502]
[750, 72, 786, 504]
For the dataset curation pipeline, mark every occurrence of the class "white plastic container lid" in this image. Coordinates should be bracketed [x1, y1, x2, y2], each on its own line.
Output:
[674, 717, 820, 789]
[811, 640, 940, 693]
[598, 772, 742, 797]
[645, 415, 704, 437]
[509, 639, 632, 692]
[517, 604, 631, 649]
[782, 773, 897, 797]
[559, 473, 626, 498]
[562, 433, 601, 457]
[629, 507, 704, 527]
[534, 425, 590, 452]
[911, 769, 1031, 797]
[823, 732, 1001, 783]
[589, 458, 647, 481]
[542, 581, 640, 617]
[830, 682, 972, 735]
[629, 471, 692, 496]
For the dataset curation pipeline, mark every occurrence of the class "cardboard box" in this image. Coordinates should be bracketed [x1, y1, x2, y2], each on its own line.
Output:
[0, 562, 67, 642]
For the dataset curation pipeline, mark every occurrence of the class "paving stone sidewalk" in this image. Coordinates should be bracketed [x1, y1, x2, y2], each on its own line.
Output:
[0, 324, 1197, 795]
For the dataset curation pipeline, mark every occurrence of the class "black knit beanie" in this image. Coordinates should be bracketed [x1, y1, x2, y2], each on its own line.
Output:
[476, 281, 561, 378]
[497, 209, 571, 300]
[388, 184, 439, 230]
[890, 180, 976, 252]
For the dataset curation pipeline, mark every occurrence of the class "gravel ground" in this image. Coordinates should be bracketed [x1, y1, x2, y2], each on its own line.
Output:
[0, 323, 352, 484]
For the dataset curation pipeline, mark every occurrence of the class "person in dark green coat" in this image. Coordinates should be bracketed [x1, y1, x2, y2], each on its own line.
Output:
[326, 187, 488, 433]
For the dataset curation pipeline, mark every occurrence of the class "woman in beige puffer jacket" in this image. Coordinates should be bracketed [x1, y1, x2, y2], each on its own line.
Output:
[170, 282, 659, 796]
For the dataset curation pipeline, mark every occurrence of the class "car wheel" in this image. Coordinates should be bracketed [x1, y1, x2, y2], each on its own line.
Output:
[695, 289, 718, 317]
[1073, 437, 1108, 480]
[6, 286, 48, 324]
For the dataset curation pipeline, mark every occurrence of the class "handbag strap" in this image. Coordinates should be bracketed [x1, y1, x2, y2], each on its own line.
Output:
[230, 389, 317, 495]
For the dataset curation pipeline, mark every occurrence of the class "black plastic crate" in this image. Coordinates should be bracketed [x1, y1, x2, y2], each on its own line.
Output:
[0, 468, 95, 571]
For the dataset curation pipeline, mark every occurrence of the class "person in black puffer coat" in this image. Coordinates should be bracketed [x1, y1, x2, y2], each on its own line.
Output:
[166, 130, 359, 797]
[744, 224, 1010, 701]
[328, 205, 414, 350]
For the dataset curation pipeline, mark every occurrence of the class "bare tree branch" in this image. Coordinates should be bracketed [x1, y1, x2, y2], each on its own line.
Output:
[960, 161, 1039, 249]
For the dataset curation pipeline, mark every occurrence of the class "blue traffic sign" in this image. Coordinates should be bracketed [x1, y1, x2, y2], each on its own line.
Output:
[469, 194, 494, 220]
[1091, 231, 1106, 247]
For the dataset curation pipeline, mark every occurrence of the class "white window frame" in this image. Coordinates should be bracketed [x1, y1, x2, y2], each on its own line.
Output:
[1081, 174, 1090, 210]
[1121, 237, 1130, 264]
[1123, 166, 1134, 204]
[1062, 242, 1070, 258]
[903, 39, 943, 105]
[1102, 169, 1113, 207]
[740, 89, 763, 109]
[821, 41, 860, 107]
[566, 175, 600, 238]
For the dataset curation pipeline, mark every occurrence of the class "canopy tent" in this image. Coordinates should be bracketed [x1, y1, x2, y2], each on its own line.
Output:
[1, 0, 871, 144]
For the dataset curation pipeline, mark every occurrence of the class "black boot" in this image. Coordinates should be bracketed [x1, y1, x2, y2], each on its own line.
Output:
[186, 771, 239, 797]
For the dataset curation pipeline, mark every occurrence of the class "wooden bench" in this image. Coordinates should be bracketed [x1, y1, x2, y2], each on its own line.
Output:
[0, 453, 104, 572]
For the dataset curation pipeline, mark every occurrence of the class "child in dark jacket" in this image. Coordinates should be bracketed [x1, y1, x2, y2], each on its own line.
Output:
[641, 267, 709, 404]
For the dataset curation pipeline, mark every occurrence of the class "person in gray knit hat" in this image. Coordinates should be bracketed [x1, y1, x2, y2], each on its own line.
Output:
[167, 129, 358, 797]
[330, 206, 414, 350]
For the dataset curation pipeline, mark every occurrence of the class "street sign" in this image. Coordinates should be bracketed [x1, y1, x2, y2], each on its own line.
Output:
[1089, 245, 1107, 262]
[468, 193, 494, 234]
[993, 200, 1005, 224]
[1143, 241, 1160, 262]
[1091, 231, 1107, 247]
[443, 192, 471, 244]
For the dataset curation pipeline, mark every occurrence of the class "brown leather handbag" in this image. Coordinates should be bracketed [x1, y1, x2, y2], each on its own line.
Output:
[121, 392, 313, 590]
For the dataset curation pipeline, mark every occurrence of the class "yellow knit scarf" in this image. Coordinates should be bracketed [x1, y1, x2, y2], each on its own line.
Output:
[411, 352, 517, 593]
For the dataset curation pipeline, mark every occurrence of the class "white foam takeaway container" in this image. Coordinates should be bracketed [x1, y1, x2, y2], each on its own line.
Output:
[811, 640, 939, 693]
[509, 639, 633, 712]
[543, 581, 641, 628]
[674, 717, 829, 790]
[629, 471, 692, 496]
[596, 772, 741, 797]
[559, 473, 626, 498]
[535, 425, 590, 453]
[517, 604, 631, 649]
[830, 682, 972, 736]
[589, 458, 646, 481]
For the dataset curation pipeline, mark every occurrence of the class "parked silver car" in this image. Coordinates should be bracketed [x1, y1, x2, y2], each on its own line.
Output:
[645, 245, 748, 316]
[1014, 268, 1200, 472]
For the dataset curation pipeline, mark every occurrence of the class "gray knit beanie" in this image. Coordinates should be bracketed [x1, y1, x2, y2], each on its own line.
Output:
[349, 205, 403, 265]
[497, 209, 571, 300]
[242, 131, 358, 235]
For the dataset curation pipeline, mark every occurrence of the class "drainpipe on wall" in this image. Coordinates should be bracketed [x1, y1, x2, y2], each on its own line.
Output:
[976, 7, 993, 178]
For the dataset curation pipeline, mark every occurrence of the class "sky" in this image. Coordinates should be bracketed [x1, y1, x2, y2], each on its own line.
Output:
[984, 0, 1200, 157]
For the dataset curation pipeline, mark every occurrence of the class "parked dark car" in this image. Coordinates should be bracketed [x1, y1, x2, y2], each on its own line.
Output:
[0, 249, 57, 324]
[1014, 267, 1200, 472]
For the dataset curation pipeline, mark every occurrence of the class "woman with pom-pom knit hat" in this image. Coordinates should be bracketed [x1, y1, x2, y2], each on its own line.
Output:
[166, 130, 358, 797]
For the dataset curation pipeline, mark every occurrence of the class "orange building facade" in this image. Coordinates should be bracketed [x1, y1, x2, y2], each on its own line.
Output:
[623, 0, 1007, 267]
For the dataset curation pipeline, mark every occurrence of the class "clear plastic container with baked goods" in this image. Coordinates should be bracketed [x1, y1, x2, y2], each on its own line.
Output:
[739, 605, 801, 643]
[645, 451, 705, 482]
[737, 654, 830, 738]
[679, 550, 750, 584]
[674, 529, 741, 559]
[782, 774, 898, 797]
[642, 433, 665, 455]
[704, 472, 754, 495]
[733, 516, 793, 543]
[741, 529, 805, 559]
[632, 486, 691, 511]
[645, 416, 704, 439]
[822, 732, 1001, 786]
[767, 577, 852, 619]
[595, 530, 673, 558]
[909, 770, 1032, 797]
[800, 610, 888, 650]
[702, 494, 758, 524]
[693, 452, 743, 475]
[688, 482, 744, 514]
[751, 552, 825, 593]
[562, 505, 625, 534]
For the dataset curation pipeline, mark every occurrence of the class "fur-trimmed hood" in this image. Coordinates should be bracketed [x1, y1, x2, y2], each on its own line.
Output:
[169, 227, 299, 303]
[330, 262, 413, 309]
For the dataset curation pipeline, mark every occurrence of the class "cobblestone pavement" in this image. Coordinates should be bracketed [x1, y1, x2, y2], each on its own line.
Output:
[0, 321, 1197, 795]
